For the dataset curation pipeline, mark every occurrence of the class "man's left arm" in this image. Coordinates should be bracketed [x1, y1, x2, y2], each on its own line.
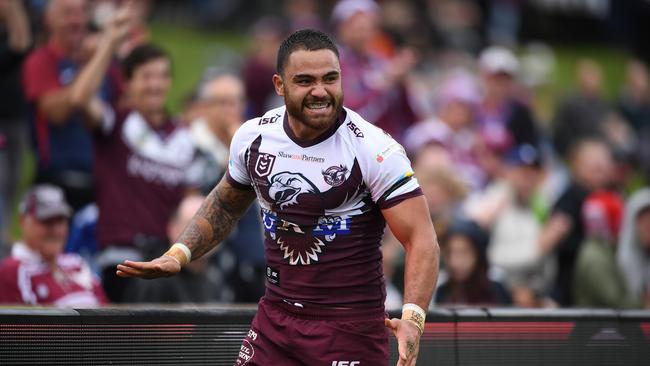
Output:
[382, 195, 439, 366]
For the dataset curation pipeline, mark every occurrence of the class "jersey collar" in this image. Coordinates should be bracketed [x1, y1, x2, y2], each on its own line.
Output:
[283, 108, 347, 148]
[11, 242, 44, 264]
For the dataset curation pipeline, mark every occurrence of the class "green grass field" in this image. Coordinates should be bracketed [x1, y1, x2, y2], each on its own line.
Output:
[149, 22, 249, 114]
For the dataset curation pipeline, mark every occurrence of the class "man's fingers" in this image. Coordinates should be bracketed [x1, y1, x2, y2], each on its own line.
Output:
[385, 318, 399, 331]
[116, 264, 144, 277]
[407, 356, 417, 366]
[396, 348, 409, 366]
[406, 341, 419, 366]
[121, 260, 150, 270]
[116, 258, 180, 280]
[397, 332, 417, 365]
[116, 269, 136, 278]
[397, 337, 409, 365]
[389, 318, 420, 366]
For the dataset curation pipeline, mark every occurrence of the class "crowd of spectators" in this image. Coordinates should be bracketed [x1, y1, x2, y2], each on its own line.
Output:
[0, 0, 649, 310]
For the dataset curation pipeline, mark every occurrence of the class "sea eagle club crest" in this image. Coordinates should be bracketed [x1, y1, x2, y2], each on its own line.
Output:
[248, 135, 368, 266]
[322, 165, 348, 187]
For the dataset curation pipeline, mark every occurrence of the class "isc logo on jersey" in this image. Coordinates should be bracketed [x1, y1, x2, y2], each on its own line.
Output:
[331, 361, 360, 366]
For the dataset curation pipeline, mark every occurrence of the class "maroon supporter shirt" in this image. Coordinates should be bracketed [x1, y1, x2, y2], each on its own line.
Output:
[22, 40, 122, 175]
[228, 106, 422, 308]
[0, 243, 107, 306]
[94, 109, 199, 248]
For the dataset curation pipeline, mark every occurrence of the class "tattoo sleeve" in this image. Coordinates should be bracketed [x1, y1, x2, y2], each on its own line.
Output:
[176, 176, 257, 260]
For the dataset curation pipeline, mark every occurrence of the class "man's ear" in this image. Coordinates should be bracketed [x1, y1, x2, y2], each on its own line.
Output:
[272, 74, 284, 96]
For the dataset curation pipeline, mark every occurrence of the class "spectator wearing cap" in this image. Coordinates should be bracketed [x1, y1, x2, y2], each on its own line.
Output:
[476, 45, 541, 169]
[404, 69, 485, 191]
[574, 190, 640, 308]
[21, 0, 133, 211]
[434, 219, 512, 306]
[466, 144, 556, 307]
[0, 184, 108, 306]
[333, 0, 419, 144]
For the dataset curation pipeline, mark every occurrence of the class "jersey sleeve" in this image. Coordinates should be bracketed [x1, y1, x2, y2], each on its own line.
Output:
[225, 121, 256, 190]
[362, 132, 422, 209]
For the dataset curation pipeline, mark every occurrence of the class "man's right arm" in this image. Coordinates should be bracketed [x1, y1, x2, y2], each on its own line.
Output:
[116, 176, 257, 279]
[176, 176, 257, 260]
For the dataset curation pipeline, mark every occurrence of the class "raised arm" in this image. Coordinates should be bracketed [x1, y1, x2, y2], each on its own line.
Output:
[116, 176, 257, 279]
[37, 3, 132, 125]
[382, 195, 439, 366]
[1, 0, 31, 53]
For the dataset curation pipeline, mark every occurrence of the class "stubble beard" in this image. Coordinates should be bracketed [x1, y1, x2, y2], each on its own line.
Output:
[284, 90, 344, 133]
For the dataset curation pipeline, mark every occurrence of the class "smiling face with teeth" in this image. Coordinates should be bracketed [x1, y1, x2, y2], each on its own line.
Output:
[273, 48, 344, 141]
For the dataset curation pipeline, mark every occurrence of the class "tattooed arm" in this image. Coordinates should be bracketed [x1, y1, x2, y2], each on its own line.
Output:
[116, 176, 257, 279]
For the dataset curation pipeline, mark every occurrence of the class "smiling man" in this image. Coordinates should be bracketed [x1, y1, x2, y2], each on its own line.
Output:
[0, 184, 107, 306]
[117, 29, 439, 366]
[89, 44, 202, 303]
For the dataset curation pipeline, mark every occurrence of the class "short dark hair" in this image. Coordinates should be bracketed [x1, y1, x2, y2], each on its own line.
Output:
[276, 29, 339, 75]
[122, 44, 170, 80]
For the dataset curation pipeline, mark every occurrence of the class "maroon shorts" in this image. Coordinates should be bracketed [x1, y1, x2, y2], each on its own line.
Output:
[234, 297, 389, 366]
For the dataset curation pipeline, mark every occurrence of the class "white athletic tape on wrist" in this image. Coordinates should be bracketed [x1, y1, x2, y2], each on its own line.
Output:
[402, 303, 426, 334]
[173, 243, 192, 262]
[402, 303, 426, 316]
[164, 243, 192, 266]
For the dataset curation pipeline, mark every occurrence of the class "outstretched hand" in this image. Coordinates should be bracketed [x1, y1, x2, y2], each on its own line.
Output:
[116, 256, 181, 279]
[385, 318, 421, 366]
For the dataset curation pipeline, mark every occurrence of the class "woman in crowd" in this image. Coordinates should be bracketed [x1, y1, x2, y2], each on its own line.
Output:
[435, 219, 512, 306]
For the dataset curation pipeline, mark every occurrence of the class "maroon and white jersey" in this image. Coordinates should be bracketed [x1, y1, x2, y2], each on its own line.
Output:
[94, 109, 201, 248]
[227, 106, 422, 308]
[0, 243, 108, 307]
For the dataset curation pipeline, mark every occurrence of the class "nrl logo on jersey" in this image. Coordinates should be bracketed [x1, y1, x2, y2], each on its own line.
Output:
[255, 153, 276, 177]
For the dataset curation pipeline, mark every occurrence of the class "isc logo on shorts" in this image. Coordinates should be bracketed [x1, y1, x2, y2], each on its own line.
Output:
[331, 361, 360, 366]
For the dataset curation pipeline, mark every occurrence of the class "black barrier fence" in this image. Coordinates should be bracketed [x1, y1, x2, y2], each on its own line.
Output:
[1, 306, 649, 365]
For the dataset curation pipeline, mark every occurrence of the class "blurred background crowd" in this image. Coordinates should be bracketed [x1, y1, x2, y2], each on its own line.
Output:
[0, 0, 649, 310]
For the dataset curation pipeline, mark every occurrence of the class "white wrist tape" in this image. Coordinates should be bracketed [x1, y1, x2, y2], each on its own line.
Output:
[402, 303, 426, 316]
[164, 243, 192, 266]
[402, 303, 426, 334]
